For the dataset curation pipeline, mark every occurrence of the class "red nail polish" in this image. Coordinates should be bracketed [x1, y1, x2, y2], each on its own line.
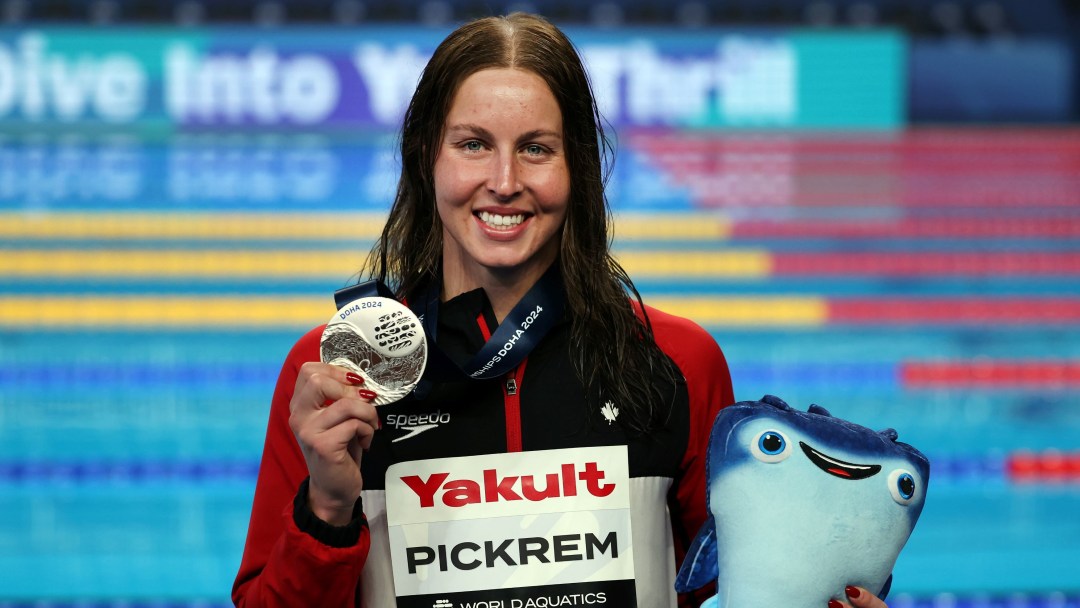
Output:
[846, 586, 861, 600]
[358, 389, 377, 401]
[345, 372, 364, 386]
[828, 601, 844, 608]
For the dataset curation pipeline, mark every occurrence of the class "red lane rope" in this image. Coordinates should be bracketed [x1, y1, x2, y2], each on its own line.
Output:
[902, 361, 1080, 387]
[1007, 451, 1080, 482]
[828, 298, 1080, 324]
[731, 218, 1080, 239]
[773, 252, 1080, 276]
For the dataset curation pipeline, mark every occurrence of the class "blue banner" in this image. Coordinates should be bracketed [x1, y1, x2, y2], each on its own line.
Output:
[0, 26, 907, 130]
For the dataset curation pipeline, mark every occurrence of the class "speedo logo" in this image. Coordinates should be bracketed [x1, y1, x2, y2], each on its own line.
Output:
[386, 410, 450, 443]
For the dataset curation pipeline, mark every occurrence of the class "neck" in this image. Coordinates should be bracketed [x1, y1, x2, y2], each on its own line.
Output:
[441, 260, 555, 323]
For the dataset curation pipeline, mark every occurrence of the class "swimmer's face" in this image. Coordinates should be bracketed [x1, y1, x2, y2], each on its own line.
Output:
[434, 67, 569, 286]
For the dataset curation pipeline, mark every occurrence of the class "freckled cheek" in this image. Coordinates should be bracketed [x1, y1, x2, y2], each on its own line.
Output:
[434, 165, 482, 214]
[436, 198, 476, 235]
[530, 171, 571, 214]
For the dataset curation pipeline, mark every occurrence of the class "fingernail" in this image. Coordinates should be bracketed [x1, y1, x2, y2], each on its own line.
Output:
[345, 372, 364, 386]
[358, 389, 377, 401]
[846, 587, 861, 600]
[828, 601, 844, 608]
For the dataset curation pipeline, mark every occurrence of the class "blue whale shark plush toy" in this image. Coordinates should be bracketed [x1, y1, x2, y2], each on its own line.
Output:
[676, 395, 930, 607]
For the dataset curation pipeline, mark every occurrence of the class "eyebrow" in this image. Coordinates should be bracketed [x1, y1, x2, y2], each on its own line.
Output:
[446, 123, 562, 144]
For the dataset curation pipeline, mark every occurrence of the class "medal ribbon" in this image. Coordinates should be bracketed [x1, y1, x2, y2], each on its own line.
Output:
[333, 263, 565, 382]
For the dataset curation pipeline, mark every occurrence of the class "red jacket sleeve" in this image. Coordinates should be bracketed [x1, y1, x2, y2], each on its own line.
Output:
[232, 326, 370, 607]
[642, 305, 734, 607]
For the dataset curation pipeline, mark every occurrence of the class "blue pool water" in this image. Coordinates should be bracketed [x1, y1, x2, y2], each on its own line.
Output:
[1, 128, 1078, 602]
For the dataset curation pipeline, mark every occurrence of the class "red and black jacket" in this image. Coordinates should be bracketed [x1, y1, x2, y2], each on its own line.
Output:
[233, 288, 733, 607]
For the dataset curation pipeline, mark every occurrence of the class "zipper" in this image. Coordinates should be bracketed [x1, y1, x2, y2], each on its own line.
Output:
[476, 311, 526, 452]
[503, 361, 527, 453]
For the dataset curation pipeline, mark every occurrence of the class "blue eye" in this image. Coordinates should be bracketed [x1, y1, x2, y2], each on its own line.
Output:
[750, 430, 791, 463]
[888, 470, 918, 504]
[897, 474, 915, 498]
[760, 432, 785, 454]
[464, 140, 483, 152]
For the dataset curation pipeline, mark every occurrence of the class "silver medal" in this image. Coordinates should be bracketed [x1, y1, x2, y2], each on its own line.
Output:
[320, 297, 427, 406]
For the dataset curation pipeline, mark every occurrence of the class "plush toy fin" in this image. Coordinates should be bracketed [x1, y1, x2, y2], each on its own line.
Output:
[760, 394, 793, 411]
[675, 518, 719, 592]
[877, 574, 893, 600]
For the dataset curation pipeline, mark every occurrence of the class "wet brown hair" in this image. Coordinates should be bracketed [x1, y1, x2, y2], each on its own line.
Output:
[363, 12, 679, 433]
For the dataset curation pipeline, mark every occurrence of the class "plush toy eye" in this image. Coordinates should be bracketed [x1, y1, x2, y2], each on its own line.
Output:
[751, 430, 791, 463]
[888, 469, 917, 504]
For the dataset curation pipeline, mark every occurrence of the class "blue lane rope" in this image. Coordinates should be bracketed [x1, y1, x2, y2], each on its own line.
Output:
[0, 364, 278, 385]
[889, 593, 1080, 608]
[0, 454, 1013, 484]
[0, 460, 260, 483]
[0, 594, 1078, 608]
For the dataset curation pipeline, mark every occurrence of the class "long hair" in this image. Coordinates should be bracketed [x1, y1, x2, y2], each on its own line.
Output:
[363, 12, 679, 433]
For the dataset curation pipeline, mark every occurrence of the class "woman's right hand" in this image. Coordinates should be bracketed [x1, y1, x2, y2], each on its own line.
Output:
[288, 362, 380, 526]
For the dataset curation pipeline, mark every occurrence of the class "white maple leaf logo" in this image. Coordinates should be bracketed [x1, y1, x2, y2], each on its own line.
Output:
[601, 400, 619, 424]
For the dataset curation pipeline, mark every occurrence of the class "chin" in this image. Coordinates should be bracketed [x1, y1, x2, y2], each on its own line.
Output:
[472, 246, 537, 268]
[480, 258, 533, 272]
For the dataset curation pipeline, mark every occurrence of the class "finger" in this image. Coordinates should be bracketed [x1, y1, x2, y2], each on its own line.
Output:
[294, 361, 332, 394]
[306, 396, 380, 434]
[845, 587, 884, 608]
[290, 367, 356, 416]
[322, 362, 367, 387]
[294, 362, 367, 396]
[309, 417, 373, 457]
[354, 416, 377, 452]
[348, 434, 365, 463]
[342, 400, 378, 453]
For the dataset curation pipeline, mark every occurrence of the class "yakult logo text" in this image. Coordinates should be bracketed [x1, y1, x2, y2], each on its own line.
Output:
[401, 462, 615, 508]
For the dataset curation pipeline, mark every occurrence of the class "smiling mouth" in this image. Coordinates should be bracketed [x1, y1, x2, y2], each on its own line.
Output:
[477, 211, 527, 230]
[799, 441, 881, 480]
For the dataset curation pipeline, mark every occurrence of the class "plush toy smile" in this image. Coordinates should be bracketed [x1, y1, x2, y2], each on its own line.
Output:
[800, 442, 882, 480]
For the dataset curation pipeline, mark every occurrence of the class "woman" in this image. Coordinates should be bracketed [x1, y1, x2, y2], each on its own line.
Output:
[232, 13, 886, 608]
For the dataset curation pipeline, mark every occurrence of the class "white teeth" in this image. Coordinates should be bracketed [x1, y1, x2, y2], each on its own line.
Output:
[478, 211, 525, 228]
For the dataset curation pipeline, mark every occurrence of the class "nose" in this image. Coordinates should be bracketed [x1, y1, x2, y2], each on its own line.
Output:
[488, 151, 522, 200]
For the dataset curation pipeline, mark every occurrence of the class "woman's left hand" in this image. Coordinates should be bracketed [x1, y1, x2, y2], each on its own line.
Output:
[829, 586, 887, 608]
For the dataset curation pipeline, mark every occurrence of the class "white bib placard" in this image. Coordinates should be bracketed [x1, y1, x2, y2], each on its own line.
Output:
[385, 446, 637, 608]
